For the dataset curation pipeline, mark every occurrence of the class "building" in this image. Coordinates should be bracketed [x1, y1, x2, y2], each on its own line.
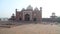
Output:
[10, 5, 42, 22]
[42, 12, 57, 22]
[0, 18, 8, 21]
[50, 12, 57, 18]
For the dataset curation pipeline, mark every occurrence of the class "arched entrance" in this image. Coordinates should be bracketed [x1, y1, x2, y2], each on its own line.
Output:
[33, 18, 37, 21]
[19, 18, 22, 21]
[25, 14, 30, 21]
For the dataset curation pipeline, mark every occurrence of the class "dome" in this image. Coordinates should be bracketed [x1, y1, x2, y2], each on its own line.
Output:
[21, 8, 25, 11]
[52, 12, 55, 16]
[52, 12, 55, 14]
[12, 13, 14, 16]
[34, 7, 39, 11]
[26, 5, 33, 10]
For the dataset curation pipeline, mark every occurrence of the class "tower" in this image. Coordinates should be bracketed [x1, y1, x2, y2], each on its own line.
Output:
[50, 12, 57, 22]
[40, 7, 42, 22]
[40, 7, 42, 17]
[50, 12, 57, 18]
[15, 9, 17, 17]
[15, 9, 17, 12]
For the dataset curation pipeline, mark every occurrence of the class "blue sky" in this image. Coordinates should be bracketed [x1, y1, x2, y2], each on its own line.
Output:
[0, 0, 60, 18]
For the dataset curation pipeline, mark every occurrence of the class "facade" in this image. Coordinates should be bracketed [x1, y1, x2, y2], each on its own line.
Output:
[11, 5, 42, 22]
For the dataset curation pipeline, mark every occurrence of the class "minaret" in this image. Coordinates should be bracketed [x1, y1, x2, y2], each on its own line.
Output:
[15, 9, 17, 13]
[40, 7, 42, 11]
[40, 7, 42, 18]
[15, 9, 18, 20]
[15, 9, 17, 15]
[40, 7, 42, 22]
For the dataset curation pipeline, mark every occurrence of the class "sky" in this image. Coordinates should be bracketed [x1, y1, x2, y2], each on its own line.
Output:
[0, 0, 60, 18]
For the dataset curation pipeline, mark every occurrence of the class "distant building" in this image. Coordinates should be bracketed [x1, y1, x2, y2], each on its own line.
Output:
[42, 12, 57, 22]
[0, 18, 8, 21]
[50, 12, 57, 18]
[10, 5, 42, 22]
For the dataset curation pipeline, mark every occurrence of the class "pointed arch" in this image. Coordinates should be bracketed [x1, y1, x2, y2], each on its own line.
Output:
[25, 14, 30, 21]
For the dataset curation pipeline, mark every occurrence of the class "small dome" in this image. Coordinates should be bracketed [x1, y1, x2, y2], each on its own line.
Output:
[52, 12, 55, 16]
[52, 12, 55, 14]
[26, 5, 33, 10]
[34, 7, 39, 11]
[40, 7, 42, 9]
[21, 8, 25, 11]
[12, 13, 14, 16]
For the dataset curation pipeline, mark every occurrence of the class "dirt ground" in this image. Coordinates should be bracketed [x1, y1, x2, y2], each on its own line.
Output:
[0, 24, 60, 34]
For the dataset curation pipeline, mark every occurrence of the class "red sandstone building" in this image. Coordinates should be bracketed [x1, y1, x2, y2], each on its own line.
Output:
[10, 5, 42, 21]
